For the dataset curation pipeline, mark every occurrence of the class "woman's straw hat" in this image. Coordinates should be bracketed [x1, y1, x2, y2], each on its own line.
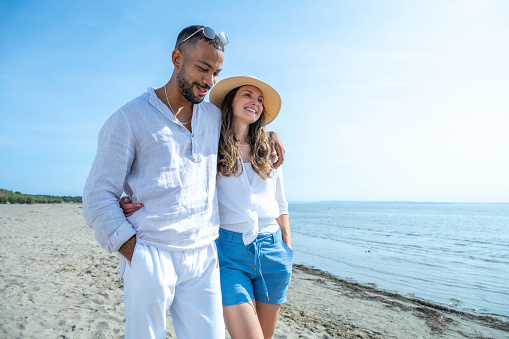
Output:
[209, 75, 282, 125]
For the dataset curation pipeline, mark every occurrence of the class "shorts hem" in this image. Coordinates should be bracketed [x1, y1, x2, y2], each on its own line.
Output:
[254, 294, 287, 305]
[222, 294, 254, 307]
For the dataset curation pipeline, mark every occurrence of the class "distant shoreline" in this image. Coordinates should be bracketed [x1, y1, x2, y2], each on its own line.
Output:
[2, 187, 506, 205]
[289, 200, 509, 205]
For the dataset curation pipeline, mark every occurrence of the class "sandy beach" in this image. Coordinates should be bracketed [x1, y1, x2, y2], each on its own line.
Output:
[0, 204, 507, 338]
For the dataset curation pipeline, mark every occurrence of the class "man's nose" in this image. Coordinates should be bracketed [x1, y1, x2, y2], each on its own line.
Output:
[203, 73, 214, 87]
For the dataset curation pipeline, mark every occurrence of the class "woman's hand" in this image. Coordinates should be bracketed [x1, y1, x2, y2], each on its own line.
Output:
[120, 197, 144, 217]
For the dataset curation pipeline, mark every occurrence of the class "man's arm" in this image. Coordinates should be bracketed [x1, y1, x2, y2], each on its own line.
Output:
[82, 110, 137, 255]
[268, 131, 285, 169]
[119, 235, 137, 261]
[117, 197, 144, 260]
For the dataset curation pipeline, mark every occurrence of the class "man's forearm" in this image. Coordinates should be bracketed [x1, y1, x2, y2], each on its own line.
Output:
[82, 187, 137, 252]
[119, 235, 136, 261]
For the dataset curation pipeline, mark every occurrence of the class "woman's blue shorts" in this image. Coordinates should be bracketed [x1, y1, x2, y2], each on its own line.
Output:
[216, 227, 294, 306]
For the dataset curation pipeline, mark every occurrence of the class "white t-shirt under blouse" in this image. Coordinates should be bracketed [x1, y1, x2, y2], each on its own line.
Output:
[217, 162, 288, 245]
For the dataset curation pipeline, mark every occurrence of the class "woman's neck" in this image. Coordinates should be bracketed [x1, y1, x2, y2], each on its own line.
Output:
[233, 122, 249, 144]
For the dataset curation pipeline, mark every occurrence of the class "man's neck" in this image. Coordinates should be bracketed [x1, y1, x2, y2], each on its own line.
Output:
[155, 80, 194, 116]
[155, 80, 195, 132]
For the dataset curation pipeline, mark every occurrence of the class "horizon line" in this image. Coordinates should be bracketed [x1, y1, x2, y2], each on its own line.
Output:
[288, 200, 508, 205]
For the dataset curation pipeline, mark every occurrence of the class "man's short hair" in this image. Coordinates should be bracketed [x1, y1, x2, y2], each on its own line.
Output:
[175, 25, 225, 53]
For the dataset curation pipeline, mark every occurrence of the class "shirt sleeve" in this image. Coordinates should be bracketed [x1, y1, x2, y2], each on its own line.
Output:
[82, 110, 137, 252]
[275, 166, 289, 216]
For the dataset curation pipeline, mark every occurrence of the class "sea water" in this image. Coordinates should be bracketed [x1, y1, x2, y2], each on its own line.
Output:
[289, 203, 509, 318]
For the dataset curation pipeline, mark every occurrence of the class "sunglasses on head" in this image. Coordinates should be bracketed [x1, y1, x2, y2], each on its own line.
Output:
[178, 27, 229, 49]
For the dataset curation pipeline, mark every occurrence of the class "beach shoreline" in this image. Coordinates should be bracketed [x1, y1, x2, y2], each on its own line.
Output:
[1, 204, 507, 338]
[284, 264, 508, 338]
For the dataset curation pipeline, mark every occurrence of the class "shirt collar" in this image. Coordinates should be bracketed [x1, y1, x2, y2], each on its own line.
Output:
[147, 87, 178, 123]
[147, 87, 201, 124]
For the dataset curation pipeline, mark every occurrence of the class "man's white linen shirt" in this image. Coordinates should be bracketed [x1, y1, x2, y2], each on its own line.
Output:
[217, 162, 288, 245]
[83, 88, 221, 252]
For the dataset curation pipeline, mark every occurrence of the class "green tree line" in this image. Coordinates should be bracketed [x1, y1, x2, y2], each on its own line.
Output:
[0, 189, 82, 204]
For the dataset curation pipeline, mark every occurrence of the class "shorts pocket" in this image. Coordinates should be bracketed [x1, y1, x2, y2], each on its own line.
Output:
[281, 240, 294, 259]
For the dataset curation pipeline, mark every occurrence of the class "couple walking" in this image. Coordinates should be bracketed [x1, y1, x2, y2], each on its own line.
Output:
[83, 25, 293, 339]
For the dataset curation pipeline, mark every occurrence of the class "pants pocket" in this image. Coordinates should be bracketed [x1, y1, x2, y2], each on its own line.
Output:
[280, 240, 294, 260]
[130, 241, 141, 266]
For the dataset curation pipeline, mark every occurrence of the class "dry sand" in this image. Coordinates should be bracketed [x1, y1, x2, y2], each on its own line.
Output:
[0, 204, 507, 338]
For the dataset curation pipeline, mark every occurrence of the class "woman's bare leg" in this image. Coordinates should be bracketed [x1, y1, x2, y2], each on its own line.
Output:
[223, 301, 264, 339]
[256, 302, 282, 339]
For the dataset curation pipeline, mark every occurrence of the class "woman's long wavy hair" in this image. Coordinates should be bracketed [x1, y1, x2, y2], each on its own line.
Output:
[217, 86, 273, 179]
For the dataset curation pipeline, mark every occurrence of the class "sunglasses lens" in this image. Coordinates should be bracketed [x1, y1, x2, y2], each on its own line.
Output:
[203, 27, 216, 40]
[218, 33, 229, 46]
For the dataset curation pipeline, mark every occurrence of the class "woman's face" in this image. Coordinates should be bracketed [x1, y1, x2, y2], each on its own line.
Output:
[232, 85, 264, 126]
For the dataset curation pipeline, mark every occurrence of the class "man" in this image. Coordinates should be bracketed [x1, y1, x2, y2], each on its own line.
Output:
[83, 25, 283, 339]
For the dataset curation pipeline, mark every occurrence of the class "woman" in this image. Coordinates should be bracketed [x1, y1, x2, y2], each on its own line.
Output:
[122, 76, 293, 339]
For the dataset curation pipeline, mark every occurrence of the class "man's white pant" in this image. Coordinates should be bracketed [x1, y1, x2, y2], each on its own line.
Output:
[122, 241, 224, 339]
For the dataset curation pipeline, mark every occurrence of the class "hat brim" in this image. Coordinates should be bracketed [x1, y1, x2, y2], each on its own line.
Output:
[209, 76, 282, 125]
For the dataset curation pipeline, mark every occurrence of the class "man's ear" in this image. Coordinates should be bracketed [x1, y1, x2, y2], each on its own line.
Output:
[172, 49, 183, 69]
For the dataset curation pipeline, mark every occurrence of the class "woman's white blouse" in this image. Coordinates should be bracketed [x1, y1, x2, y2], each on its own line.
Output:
[217, 162, 288, 245]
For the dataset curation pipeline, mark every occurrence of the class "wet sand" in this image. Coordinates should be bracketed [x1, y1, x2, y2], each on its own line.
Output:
[0, 204, 507, 338]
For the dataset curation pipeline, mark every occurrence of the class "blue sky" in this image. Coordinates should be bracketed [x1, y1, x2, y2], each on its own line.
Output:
[1, 0, 508, 202]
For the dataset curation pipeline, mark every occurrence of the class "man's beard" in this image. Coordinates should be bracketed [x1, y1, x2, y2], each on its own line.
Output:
[177, 69, 210, 104]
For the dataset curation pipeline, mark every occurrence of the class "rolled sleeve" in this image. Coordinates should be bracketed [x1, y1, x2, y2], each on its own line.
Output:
[83, 110, 136, 252]
[107, 220, 137, 251]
